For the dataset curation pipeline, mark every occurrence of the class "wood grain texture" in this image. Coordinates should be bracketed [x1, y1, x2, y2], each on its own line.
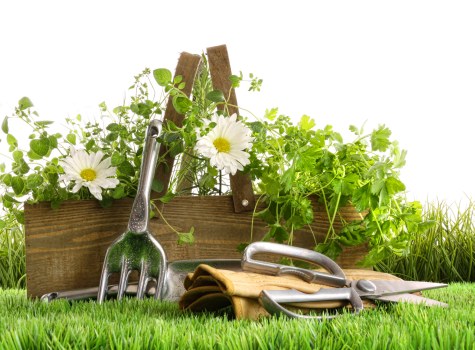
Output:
[206, 44, 255, 213]
[154, 52, 202, 199]
[25, 197, 367, 298]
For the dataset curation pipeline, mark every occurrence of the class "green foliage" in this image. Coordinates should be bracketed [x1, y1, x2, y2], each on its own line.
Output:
[377, 199, 475, 282]
[0, 284, 473, 349]
[245, 112, 431, 266]
[0, 211, 25, 289]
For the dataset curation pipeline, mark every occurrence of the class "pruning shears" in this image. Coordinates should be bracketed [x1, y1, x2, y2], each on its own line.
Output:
[242, 242, 448, 319]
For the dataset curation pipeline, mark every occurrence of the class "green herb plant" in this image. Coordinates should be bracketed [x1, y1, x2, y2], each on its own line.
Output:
[1, 54, 431, 275]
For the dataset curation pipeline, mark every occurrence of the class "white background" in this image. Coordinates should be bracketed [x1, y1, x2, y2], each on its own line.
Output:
[1, 0, 474, 206]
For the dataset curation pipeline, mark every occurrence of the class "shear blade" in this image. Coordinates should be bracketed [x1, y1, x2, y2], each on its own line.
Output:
[358, 280, 448, 297]
[373, 293, 448, 307]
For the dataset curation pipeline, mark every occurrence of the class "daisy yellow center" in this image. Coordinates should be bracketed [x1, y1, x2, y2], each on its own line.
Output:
[80, 168, 97, 181]
[213, 137, 231, 153]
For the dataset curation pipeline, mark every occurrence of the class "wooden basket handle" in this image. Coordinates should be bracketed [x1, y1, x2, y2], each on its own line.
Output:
[153, 45, 255, 213]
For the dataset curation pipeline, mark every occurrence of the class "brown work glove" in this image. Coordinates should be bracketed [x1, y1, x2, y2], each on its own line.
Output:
[179, 264, 401, 320]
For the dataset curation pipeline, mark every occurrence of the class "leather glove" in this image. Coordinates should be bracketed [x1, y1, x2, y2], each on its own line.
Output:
[179, 264, 401, 320]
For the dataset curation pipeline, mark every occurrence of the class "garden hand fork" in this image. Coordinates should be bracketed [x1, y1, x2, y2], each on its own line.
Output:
[97, 118, 167, 303]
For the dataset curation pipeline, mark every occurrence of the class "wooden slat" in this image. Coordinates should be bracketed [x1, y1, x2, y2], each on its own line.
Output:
[206, 45, 255, 213]
[153, 52, 202, 199]
[24, 198, 367, 298]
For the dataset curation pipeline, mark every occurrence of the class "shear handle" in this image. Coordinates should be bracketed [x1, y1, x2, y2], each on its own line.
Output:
[242, 242, 347, 287]
[260, 288, 363, 320]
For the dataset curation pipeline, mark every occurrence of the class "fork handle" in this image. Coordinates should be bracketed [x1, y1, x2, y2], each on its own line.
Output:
[128, 119, 162, 233]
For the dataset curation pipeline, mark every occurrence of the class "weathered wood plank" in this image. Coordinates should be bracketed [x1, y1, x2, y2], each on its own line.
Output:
[24, 198, 367, 298]
[207, 44, 255, 213]
[154, 52, 202, 199]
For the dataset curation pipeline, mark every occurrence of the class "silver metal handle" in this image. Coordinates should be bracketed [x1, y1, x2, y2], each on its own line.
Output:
[260, 288, 363, 320]
[241, 242, 347, 287]
[41, 283, 157, 302]
[128, 119, 162, 233]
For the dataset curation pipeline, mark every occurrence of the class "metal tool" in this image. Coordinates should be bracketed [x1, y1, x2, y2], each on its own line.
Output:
[97, 118, 167, 303]
[42, 259, 241, 302]
[242, 241, 448, 319]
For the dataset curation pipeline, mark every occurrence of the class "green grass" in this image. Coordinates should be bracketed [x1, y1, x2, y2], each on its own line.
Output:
[377, 200, 475, 282]
[0, 215, 25, 289]
[0, 283, 474, 349]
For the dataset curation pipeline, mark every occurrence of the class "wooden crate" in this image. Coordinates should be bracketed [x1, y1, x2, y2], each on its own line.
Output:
[24, 197, 367, 298]
[23, 45, 368, 298]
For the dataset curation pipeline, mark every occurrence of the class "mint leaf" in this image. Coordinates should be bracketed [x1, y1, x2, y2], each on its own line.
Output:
[26, 174, 44, 189]
[18, 97, 33, 110]
[66, 133, 76, 145]
[177, 227, 195, 245]
[30, 138, 50, 157]
[153, 68, 172, 86]
[172, 96, 192, 114]
[206, 90, 225, 103]
[11, 176, 25, 195]
[1, 116, 8, 133]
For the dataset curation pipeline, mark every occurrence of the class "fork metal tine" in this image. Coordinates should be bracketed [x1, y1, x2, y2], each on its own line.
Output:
[137, 260, 150, 300]
[117, 258, 131, 300]
[97, 268, 109, 303]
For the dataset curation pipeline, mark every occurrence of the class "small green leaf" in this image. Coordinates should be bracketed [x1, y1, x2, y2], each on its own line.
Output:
[12, 159, 29, 175]
[106, 123, 121, 131]
[315, 241, 343, 261]
[236, 242, 249, 253]
[159, 191, 175, 204]
[11, 176, 25, 195]
[1, 116, 8, 133]
[264, 108, 278, 121]
[106, 132, 119, 142]
[48, 135, 58, 148]
[35, 120, 54, 127]
[229, 75, 241, 88]
[385, 176, 406, 195]
[66, 133, 76, 145]
[206, 90, 225, 103]
[26, 173, 43, 189]
[151, 179, 164, 193]
[110, 153, 125, 166]
[12, 150, 23, 163]
[27, 150, 43, 160]
[1, 173, 12, 186]
[0, 220, 6, 229]
[6, 134, 17, 147]
[299, 115, 316, 131]
[172, 96, 192, 114]
[111, 185, 125, 199]
[30, 138, 50, 157]
[371, 125, 392, 152]
[153, 68, 172, 86]
[118, 161, 135, 176]
[177, 227, 195, 245]
[18, 97, 33, 110]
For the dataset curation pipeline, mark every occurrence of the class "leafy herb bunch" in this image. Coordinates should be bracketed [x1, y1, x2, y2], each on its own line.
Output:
[246, 111, 433, 265]
[0, 68, 181, 224]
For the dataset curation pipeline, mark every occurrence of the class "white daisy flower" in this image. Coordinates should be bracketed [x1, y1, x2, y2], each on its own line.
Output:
[59, 148, 119, 200]
[195, 113, 253, 175]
